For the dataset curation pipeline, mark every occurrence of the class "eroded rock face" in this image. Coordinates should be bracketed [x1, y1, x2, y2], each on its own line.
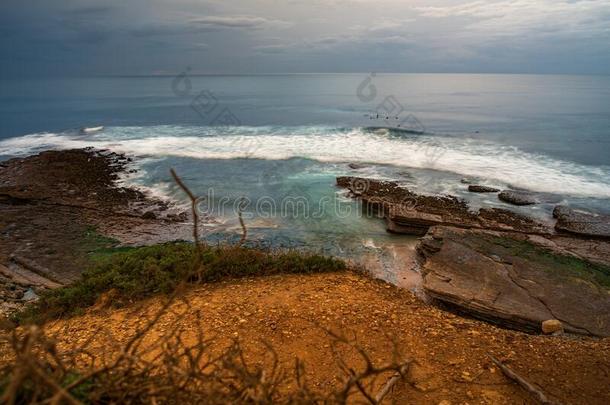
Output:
[418, 226, 610, 337]
[336, 177, 551, 235]
[553, 206, 610, 239]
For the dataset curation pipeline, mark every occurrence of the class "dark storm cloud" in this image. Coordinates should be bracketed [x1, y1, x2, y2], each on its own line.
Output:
[1, 0, 609, 76]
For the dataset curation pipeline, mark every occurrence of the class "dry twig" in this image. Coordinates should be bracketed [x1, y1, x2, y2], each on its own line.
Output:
[489, 354, 559, 405]
[170, 168, 204, 250]
[0, 168, 407, 404]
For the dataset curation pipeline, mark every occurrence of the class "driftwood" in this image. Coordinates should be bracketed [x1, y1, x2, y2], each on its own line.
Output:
[489, 354, 559, 405]
[374, 363, 412, 403]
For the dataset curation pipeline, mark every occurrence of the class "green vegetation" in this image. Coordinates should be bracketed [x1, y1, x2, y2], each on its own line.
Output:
[80, 225, 120, 254]
[16, 242, 346, 324]
[488, 236, 610, 289]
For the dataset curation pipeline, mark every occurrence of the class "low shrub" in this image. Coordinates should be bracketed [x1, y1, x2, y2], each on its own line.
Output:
[16, 243, 346, 324]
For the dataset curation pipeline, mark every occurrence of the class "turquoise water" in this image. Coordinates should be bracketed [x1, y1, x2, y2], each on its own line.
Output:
[1, 74, 609, 284]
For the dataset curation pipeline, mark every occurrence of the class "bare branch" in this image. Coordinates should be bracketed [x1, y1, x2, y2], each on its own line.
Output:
[489, 354, 560, 405]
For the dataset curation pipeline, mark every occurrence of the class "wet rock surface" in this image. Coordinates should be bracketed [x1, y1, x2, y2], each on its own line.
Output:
[468, 185, 499, 193]
[336, 176, 610, 336]
[336, 176, 552, 235]
[418, 226, 610, 337]
[0, 149, 192, 315]
[553, 205, 610, 239]
[498, 190, 539, 205]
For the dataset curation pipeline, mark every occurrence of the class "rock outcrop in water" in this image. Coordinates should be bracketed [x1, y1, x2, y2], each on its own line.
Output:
[498, 190, 539, 205]
[418, 226, 610, 337]
[468, 185, 499, 193]
[337, 175, 610, 336]
[336, 176, 552, 235]
[553, 205, 610, 239]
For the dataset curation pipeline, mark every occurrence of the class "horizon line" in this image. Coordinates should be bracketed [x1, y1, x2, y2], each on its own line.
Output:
[3, 72, 610, 79]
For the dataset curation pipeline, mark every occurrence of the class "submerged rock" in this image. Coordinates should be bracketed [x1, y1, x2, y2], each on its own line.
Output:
[553, 205, 610, 239]
[498, 190, 538, 205]
[468, 185, 499, 193]
[418, 226, 610, 337]
[397, 171, 413, 179]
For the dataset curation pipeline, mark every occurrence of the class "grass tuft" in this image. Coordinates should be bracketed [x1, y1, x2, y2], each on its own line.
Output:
[489, 236, 610, 288]
[15, 242, 346, 324]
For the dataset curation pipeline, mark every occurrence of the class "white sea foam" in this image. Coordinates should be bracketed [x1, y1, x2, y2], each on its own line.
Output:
[1, 125, 609, 198]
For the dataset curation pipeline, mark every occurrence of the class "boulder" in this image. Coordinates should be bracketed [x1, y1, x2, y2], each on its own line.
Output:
[498, 190, 538, 205]
[553, 206, 610, 239]
[418, 226, 610, 337]
[468, 185, 499, 193]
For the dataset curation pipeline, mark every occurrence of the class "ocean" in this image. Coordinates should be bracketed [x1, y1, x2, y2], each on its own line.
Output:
[1, 73, 609, 284]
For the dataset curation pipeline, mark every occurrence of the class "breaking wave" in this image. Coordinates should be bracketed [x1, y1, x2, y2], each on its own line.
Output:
[1, 125, 609, 198]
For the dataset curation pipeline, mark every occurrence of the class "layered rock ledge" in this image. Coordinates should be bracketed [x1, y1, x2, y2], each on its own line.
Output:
[336, 176, 552, 235]
[554, 205, 610, 239]
[337, 176, 610, 336]
[418, 226, 610, 337]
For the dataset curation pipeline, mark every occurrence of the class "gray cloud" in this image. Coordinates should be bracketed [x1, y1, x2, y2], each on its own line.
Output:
[1, 0, 609, 76]
[65, 5, 114, 16]
[190, 15, 291, 30]
[253, 44, 290, 54]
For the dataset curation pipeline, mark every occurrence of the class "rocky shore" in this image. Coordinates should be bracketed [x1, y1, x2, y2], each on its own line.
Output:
[1, 152, 608, 404]
[2, 150, 609, 339]
[337, 176, 610, 337]
[336, 176, 552, 235]
[0, 149, 191, 315]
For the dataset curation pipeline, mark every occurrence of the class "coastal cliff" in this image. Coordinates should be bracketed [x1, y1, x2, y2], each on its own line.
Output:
[1, 150, 609, 404]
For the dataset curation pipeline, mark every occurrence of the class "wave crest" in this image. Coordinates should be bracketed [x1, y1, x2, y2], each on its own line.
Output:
[1, 125, 609, 198]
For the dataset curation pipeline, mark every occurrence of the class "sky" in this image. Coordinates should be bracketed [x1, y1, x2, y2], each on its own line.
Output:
[1, 0, 610, 77]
